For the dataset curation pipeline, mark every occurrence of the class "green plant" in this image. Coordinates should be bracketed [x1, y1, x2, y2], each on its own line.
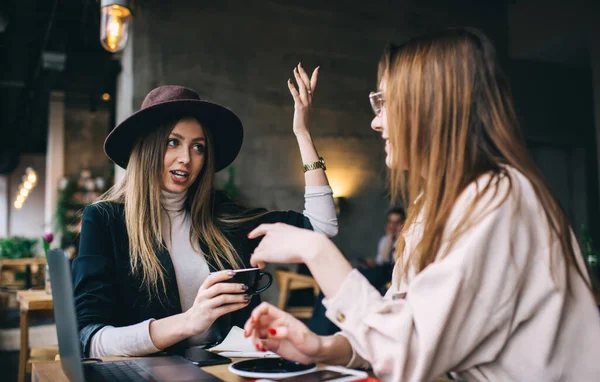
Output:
[0, 237, 38, 259]
[53, 178, 77, 239]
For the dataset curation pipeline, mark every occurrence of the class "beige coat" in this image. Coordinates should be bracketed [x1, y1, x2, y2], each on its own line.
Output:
[323, 169, 600, 381]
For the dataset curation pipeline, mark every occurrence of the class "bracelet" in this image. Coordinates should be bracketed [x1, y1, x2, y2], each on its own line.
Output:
[303, 157, 326, 173]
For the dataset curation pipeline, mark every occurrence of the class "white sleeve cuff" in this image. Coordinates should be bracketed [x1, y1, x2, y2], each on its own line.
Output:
[89, 319, 162, 357]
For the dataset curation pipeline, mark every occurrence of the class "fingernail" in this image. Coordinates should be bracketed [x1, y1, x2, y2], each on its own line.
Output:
[255, 343, 261, 351]
[241, 284, 249, 291]
[268, 328, 277, 336]
[244, 294, 251, 301]
[251, 316, 256, 323]
[247, 232, 251, 238]
[288, 78, 292, 83]
[316, 66, 320, 70]
[228, 270, 235, 276]
[299, 62, 302, 67]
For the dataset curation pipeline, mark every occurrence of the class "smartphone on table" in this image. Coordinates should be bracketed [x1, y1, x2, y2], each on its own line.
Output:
[183, 347, 231, 367]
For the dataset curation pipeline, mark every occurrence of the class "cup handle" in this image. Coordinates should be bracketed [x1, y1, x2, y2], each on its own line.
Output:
[254, 272, 273, 294]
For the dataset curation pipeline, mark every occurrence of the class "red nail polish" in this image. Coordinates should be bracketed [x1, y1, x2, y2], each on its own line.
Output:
[255, 343, 260, 351]
[268, 328, 277, 336]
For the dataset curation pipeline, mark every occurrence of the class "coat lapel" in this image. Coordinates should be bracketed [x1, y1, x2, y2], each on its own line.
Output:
[155, 247, 183, 316]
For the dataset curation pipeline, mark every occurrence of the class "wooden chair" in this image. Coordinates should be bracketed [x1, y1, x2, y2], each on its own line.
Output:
[274, 268, 320, 319]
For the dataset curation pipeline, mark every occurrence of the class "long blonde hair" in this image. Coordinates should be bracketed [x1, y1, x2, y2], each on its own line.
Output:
[380, 28, 587, 286]
[98, 118, 249, 298]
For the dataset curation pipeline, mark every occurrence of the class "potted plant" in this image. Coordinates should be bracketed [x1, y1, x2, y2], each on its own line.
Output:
[0, 236, 38, 259]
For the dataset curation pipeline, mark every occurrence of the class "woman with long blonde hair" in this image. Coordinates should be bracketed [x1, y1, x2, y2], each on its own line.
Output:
[73, 64, 338, 358]
[243, 28, 600, 380]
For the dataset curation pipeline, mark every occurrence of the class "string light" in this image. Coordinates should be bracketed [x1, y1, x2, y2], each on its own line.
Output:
[14, 168, 37, 209]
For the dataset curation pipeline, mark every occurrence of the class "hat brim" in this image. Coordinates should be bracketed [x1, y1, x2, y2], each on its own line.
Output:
[104, 99, 243, 172]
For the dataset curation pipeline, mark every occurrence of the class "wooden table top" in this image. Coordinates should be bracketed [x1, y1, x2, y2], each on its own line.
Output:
[1, 257, 47, 266]
[16, 290, 53, 311]
[32, 358, 252, 382]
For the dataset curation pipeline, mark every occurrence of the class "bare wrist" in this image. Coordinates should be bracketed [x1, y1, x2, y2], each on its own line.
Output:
[315, 335, 352, 365]
[303, 233, 330, 264]
[181, 311, 196, 338]
[314, 335, 332, 363]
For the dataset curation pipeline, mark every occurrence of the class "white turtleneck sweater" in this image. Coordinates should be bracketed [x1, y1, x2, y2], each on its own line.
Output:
[89, 186, 337, 357]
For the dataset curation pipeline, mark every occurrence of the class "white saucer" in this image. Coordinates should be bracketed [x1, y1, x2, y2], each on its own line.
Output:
[228, 359, 317, 380]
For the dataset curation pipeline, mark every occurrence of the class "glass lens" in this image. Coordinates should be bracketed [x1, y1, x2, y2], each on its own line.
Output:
[369, 92, 383, 116]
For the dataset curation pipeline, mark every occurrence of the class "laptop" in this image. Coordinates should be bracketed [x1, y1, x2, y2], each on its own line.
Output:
[47, 249, 222, 382]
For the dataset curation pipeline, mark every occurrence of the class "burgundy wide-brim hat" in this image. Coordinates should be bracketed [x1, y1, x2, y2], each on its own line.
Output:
[104, 85, 243, 172]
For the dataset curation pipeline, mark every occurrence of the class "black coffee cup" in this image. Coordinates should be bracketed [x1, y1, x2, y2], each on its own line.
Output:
[225, 268, 273, 295]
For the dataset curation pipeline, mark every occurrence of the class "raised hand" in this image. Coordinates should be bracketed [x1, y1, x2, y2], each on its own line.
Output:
[288, 63, 319, 137]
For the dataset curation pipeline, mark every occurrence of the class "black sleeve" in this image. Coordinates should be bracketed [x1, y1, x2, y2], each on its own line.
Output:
[255, 210, 313, 230]
[219, 206, 312, 329]
[72, 203, 119, 357]
[214, 190, 312, 231]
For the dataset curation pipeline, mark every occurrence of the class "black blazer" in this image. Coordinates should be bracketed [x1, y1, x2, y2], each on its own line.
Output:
[72, 192, 312, 357]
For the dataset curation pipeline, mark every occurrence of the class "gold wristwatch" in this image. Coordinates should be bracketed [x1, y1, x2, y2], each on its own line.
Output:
[303, 157, 326, 173]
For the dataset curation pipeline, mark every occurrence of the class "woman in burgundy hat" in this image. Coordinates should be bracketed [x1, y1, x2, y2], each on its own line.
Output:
[72, 63, 337, 357]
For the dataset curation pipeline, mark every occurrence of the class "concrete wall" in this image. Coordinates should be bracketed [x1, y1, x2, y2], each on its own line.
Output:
[507, 0, 600, 242]
[130, 0, 507, 260]
[63, 106, 113, 180]
[510, 59, 597, 240]
[125, 0, 508, 303]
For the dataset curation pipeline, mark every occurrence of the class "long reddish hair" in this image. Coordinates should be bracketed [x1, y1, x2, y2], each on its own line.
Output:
[380, 28, 587, 286]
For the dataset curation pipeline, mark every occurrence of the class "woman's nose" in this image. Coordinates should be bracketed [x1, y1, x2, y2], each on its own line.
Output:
[177, 148, 190, 164]
[371, 115, 383, 132]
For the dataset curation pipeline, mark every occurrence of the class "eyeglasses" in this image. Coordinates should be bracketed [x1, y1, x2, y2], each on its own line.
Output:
[369, 91, 385, 116]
